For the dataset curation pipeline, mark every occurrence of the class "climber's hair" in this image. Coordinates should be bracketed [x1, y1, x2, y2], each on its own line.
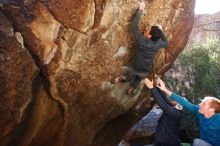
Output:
[149, 26, 163, 41]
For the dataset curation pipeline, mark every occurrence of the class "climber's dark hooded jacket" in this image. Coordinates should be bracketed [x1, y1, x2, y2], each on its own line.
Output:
[131, 10, 168, 73]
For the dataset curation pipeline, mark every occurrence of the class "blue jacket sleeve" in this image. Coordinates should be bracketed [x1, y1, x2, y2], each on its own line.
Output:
[131, 10, 148, 46]
[170, 93, 199, 114]
[150, 88, 181, 118]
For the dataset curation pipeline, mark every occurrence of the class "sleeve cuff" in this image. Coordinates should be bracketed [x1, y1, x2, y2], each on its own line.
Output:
[137, 9, 143, 14]
[150, 87, 157, 93]
[170, 92, 176, 99]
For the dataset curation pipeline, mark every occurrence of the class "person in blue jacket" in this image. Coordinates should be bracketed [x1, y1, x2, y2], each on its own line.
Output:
[153, 77, 220, 146]
[111, 1, 168, 95]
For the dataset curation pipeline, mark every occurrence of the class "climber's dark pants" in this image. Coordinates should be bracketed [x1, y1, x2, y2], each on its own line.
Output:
[125, 70, 149, 89]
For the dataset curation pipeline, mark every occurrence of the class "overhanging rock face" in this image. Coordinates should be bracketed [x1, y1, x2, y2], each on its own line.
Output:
[0, 0, 195, 146]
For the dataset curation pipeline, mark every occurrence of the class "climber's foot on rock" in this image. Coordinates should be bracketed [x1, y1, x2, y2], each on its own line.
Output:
[126, 87, 134, 95]
[110, 76, 126, 84]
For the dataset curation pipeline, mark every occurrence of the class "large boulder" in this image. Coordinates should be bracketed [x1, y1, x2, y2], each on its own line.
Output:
[0, 0, 195, 145]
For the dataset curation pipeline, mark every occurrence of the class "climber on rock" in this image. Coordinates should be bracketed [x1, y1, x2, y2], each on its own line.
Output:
[111, 1, 168, 95]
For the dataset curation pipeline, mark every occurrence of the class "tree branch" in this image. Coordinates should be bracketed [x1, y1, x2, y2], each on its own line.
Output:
[194, 20, 220, 28]
[201, 27, 220, 31]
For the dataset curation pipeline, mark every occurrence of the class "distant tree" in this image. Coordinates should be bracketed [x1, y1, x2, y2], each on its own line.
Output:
[179, 38, 220, 98]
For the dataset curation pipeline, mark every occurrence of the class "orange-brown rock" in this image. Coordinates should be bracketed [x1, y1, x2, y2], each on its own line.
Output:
[0, 11, 37, 146]
[0, 0, 195, 145]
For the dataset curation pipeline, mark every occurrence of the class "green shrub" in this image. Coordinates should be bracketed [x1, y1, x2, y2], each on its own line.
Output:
[170, 37, 220, 99]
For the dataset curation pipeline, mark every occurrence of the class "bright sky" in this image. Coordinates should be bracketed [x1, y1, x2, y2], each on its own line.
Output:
[195, 0, 220, 14]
